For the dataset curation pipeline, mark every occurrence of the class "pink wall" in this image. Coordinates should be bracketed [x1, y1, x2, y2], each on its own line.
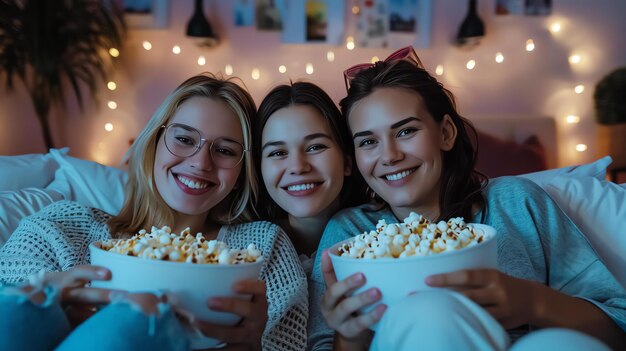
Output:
[1, 0, 625, 167]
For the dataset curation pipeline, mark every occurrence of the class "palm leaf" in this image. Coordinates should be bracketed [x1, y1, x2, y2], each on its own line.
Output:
[0, 0, 126, 149]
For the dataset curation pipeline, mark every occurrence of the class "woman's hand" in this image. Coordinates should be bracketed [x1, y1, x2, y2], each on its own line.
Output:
[194, 279, 268, 351]
[426, 268, 543, 329]
[319, 250, 385, 347]
[23, 265, 123, 326]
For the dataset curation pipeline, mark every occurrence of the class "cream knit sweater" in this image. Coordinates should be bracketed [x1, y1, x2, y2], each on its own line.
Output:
[0, 200, 308, 351]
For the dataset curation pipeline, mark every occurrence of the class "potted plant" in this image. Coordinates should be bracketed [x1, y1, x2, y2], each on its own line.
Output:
[594, 67, 626, 170]
[0, 0, 126, 150]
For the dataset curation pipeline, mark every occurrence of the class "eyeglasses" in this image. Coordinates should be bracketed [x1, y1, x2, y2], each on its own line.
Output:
[343, 46, 424, 91]
[161, 123, 247, 169]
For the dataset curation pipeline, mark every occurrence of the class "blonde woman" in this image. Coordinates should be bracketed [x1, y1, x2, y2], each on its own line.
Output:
[0, 73, 307, 350]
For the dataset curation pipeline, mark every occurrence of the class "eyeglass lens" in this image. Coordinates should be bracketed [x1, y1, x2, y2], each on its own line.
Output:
[164, 124, 244, 168]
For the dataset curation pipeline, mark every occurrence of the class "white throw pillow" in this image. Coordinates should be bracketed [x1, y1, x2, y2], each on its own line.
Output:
[48, 149, 128, 215]
[0, 187, 64, 246]
[545, 175, 626, 288]
[518, 156, 612, 189]
[0, 148, 69, 192]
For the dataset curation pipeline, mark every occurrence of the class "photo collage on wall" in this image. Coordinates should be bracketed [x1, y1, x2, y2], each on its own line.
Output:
[232, 0, 431, 48]
[495, 0, 552, 16]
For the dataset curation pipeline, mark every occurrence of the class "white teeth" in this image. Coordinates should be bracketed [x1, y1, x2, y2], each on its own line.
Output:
[287, 183, 316, 192]
[385, 169, 414, 181]
[177, 175, 209, 189]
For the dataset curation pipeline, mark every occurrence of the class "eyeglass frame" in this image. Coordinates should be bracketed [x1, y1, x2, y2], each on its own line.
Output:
[343, 46, 425, 92]
[159, 123, 248, 169]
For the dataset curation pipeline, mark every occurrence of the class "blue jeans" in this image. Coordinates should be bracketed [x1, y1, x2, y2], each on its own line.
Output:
[0, 286, 189, 351]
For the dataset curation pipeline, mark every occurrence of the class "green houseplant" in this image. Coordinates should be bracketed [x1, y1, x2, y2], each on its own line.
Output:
[594, 67, 626, 169]
[0, 0, 126, 149]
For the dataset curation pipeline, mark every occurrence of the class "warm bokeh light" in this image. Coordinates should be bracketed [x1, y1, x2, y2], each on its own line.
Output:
[371, 56, 380, 63]
[566, 115, 581, 124]
[107, 81, 116, 91]
[172, 46, 181, 54]
[327, 50, 335, 62]
[108, 48, 120, 57]
[574, 85, 585, 94]
[104, 123, 114, 132]
[107, 101, 117, 110]
[142, 41, 152, 50]
[569, 54, 581, 64]
[197, 56, 206, 66]
[278, 65, 287, 73]
[526, 39, 535, 52]
[225, 64, 233, 75]
[251, 68, 260, 80]
[306, 63, 314, 75]
[352, 6, 360, 14]
[466, 60, 476, 70]
[575, 144, 588, 152]
[346, 36, 355, 50]
[550, 23, 561, 33]
[495, 52, 504, 63]
[435, 64, 444, 76]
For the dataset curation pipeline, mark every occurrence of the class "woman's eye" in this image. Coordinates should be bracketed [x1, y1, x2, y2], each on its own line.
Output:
[267, 150, 287, 158]
[397, 128, 417, 138]
[175, 136, 195, 146]
[306, 144, 328, 152]
[214, 148, 235, 157]
[357, 139, 377, 148]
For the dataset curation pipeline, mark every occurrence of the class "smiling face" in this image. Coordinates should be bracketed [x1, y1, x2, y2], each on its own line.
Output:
[153, 96, 244, 223]
[348, 87, 456, 219]
[261, 104, 350, 219]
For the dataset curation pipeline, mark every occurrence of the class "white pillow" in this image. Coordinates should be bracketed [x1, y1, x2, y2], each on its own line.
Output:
[0, 187, 64, 246]
[0, 148, 69, 192]
[48, 149, 128, 215]
[545, 175, 626, 288]
[518, 156, 612, 189]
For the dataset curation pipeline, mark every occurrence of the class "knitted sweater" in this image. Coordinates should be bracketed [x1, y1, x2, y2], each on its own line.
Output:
[0, 200, 308, 351]
[308, 177, 626, 350]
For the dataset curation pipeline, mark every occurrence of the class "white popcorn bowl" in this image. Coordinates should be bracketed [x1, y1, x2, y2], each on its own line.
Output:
[328, 223, 497, 331]
[89, 242, 264, 349]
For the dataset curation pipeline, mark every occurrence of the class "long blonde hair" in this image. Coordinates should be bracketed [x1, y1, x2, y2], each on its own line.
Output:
[108, 73, 258, 237]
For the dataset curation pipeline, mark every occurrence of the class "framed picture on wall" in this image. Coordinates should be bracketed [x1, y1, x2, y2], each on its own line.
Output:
[119, 0, 169, 29]
[282, 0, 345, 44]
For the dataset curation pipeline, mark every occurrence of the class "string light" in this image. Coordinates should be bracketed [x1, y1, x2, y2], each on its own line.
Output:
[526, 39, 535, 52]
[107, 81, 116, 91]
[346, 36, 355, 50]
[550, 23, 561, 33]
[495, 52, 504, 63]
[574, 85, 585, 94]
[371, 56, 380, 63]
[107, 101, 117, 110]
[569, 54, 581, 64]
[104, 123, 114, 132]
[197, 56, 206, 66]
[278, 65, 287, 73]
[225, 64, 233, 75]
[466, 60, 476, 70]
[566, 115, 580, 124]
[352, 6, 360, 14]
[305, 63, 314, 75]
[172, 46, 181, 54]
[251, 68, 260, 80]
[435, 64, 444, 76]
[142, 41, 152, 50]
[326, 51, 335, 62]
[575, 144, 587, 152]
[108, 48, 120, 57]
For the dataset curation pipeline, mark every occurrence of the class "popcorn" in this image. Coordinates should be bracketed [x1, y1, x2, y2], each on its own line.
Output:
[100, 226, 262, 264]
[338, 212, 491, 259]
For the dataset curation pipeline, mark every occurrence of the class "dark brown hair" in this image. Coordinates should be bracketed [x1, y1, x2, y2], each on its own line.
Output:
[340, 60, 487, 222]
[253, 81, 367, 220]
